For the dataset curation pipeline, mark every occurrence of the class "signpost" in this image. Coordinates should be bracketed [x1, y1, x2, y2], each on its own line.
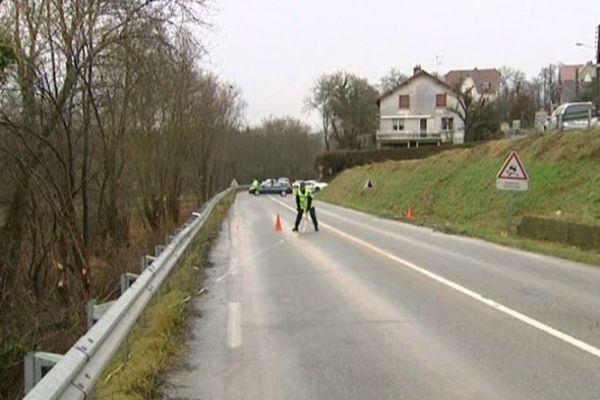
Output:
[496, 151, 529, 192]
[497, 152, 529, 232]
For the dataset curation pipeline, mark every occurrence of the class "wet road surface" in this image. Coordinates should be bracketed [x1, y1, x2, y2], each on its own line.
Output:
[160, 193, 600, 400]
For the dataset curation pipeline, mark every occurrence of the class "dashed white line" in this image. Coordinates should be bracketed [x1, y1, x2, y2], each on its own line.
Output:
[228, 302, 242, 349]
[269, 196, 600, 361]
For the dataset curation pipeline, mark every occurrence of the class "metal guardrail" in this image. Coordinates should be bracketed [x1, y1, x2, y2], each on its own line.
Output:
[24, 187, 233, 400]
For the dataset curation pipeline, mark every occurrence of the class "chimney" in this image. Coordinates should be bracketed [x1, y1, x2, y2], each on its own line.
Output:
[413, 65, 422, 76]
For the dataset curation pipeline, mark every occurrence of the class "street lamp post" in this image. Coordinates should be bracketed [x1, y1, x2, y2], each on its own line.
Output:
[597, 25, 600, 114]
[576, 25, 600, 112]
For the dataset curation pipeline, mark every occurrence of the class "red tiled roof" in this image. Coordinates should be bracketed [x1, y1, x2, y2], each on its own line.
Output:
[444, 68, 501, 94]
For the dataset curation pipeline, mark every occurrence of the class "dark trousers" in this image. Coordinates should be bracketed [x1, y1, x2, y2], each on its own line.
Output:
[294, 207, 318, 230]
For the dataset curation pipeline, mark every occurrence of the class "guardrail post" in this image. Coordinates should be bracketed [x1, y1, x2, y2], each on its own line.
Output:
[87, 299, 97, 330]
[155, 244, 166, 257]
[24, 352, 63, 394]
[87, 299, 118, 330]
[558, 114, 564, 131]
[140, 255, 156, 272]
[120, 273, 139, 295]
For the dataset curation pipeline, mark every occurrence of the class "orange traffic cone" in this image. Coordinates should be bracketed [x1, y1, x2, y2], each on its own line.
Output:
[406, 207, 415, 221]
[275, 214, 283, 232]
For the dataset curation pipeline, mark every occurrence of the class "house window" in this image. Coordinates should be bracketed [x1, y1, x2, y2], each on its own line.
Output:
[442, 117, 454, 131]
[436, 93, 447, 108]
[392, 119, 405, 131]
[399, 95, 410, 109]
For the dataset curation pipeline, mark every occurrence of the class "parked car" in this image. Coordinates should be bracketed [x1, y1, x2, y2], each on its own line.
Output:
[292, 179, 328, 193]
[546, 102, 598, 131]
[255, 181, 293, 196]
[277, 177, 290, 184]
[304, 180, 328, 193]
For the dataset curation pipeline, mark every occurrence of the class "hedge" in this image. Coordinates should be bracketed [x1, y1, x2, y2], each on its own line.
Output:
[315, 143, 474, 179]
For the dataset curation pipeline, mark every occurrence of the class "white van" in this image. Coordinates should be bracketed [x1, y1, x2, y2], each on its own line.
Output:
[546, 102, 598, 131]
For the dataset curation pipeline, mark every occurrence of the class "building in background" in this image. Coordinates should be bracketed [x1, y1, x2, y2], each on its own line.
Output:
[376, 66, 464, 148]
[559, 63, 597, 103]
[444, 68, 502, 100]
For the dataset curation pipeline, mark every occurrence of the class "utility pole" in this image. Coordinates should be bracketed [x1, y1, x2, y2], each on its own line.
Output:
[548, 64, 554, 110]
[543, 68, 547, 111]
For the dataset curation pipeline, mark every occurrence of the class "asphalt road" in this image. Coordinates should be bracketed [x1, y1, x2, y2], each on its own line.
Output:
[160, 192, 600, 400]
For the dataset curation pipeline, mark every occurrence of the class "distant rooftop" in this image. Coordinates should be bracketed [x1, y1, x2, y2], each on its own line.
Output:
[559, 65, 584, 82]
[444, 68, 502, 95]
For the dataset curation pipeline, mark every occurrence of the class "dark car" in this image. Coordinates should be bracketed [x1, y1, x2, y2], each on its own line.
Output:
[256, 181, 293, 196]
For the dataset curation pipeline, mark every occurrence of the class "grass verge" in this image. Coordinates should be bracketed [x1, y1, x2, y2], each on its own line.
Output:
[321, 131, 600, 267]
[93, 193, 235, 400]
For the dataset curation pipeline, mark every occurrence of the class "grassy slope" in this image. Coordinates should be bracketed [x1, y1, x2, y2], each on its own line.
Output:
[322, 131, 600, 266]
[93, 194, 234, 399]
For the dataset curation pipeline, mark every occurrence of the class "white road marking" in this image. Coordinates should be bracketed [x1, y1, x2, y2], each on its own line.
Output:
[321, 200, 568, 266]
[316, 207, 509, 274]
[269, 196, 600, 360]
[228, 302, 242, 349]
[215, 238, 289, 283]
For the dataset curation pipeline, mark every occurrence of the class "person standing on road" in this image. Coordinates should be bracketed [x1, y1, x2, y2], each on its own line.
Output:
[250, 178, 259, 194]
[293, 181, 319, 232]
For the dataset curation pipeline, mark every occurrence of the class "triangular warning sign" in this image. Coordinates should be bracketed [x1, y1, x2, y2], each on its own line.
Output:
[363, 178, 373, 190]
[230, 178, 239, 188]
[497, 152, 528, 181]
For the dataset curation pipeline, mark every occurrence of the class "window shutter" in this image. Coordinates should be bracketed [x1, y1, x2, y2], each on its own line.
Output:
[436, 93, 447, 108]
[399, 95, 410, 109]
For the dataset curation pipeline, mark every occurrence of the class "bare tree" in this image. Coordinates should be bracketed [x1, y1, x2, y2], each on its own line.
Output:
[0, 1, 254, 396]
[378, 67, 408, 94]
[306, 71, 379, 150]
[450, 81, 499, 142]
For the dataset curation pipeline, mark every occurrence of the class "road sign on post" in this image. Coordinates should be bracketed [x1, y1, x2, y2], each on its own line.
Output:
[496, 151, 529, 192]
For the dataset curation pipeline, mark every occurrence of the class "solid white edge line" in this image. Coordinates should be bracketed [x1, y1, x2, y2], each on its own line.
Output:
[269, 196, 600, 360]
[320, 199, 574, 266]
[228, 302, 242, 349]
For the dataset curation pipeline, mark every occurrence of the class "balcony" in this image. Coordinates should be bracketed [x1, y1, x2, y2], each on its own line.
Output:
[376, 131, 444, 142]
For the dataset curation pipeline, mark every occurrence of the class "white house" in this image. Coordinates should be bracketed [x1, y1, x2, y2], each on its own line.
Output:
[558, 63, 597, 103]
[579, 63, 597, 83]
[376, 66, 465, 148]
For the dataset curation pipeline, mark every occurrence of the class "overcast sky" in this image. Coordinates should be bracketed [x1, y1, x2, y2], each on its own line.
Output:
[202, 0, 600, 129]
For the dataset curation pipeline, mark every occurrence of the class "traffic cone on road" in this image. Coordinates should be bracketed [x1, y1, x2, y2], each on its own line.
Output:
[406, 207, 415, 221]
[275, 214, 283, 232]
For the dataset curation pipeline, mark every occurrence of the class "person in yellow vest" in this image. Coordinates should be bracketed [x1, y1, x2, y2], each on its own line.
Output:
[250, 178, 259, 194]
[293, 181, 318, 232]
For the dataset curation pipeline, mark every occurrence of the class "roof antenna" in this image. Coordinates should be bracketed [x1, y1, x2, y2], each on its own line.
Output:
[435, 54, 443, 76]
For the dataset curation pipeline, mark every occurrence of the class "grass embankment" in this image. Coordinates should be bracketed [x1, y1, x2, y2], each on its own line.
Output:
[322, 131, 600, 266]
[93, 194, 234, 399]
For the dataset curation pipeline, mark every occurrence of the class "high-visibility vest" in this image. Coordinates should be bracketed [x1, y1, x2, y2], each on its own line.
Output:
[298, 188, 313, 211]
[251, 180, 259, 189]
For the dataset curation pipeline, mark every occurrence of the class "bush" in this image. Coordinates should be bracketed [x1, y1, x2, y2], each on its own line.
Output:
[316, 144, 474, 179]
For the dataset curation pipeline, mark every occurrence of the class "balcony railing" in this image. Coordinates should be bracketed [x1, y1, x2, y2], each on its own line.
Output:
[376, 131, 444, 141]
